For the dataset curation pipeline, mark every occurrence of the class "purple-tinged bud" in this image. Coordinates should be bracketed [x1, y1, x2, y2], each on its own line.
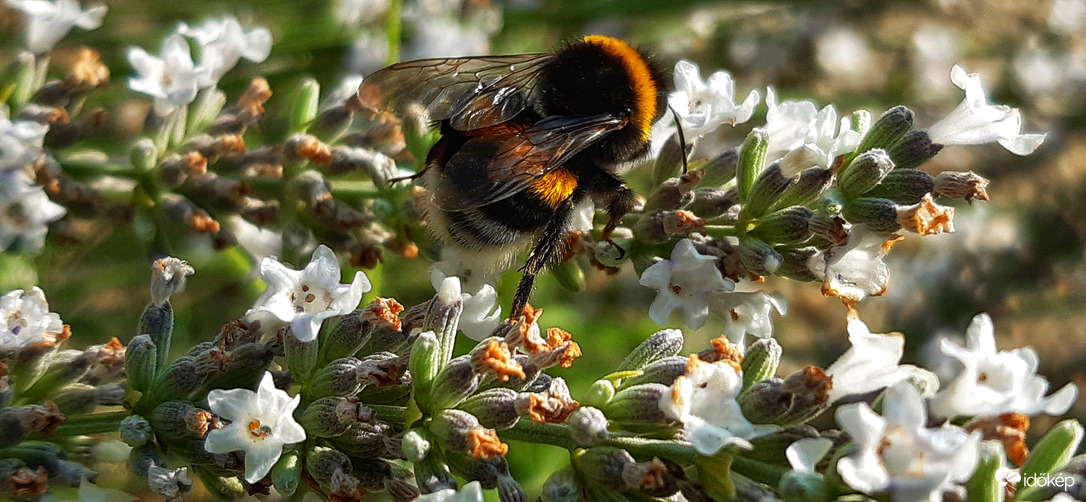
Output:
[309, 357, 364, 398]
[284, 333, 318, 383]
[124, 335, 157, 393]
[601, 384, 670, 429]
[567, 406, 609, 446]
[458, 388, 519, 430]
[148, 356, 203, 404]
[573, 447, 637, 490]
[743, 163, 797, 219]
[130, 443, 166, 479]
[863, 168, 934, 204]
[749, 206, 815, 244]
[738, 367, 832, 425]
[842, 197, 902, 233]
[889, 129, 942, 170]
[933, 170, 989, 202]
[306, 446, 353, 490]
[617, 329, 685, 372]
[653, 131, 691, 186]
[838, 149, 895, 197]
[701, 147, 739, 187]
[300, 396, 375, 437]
[854, 106, 913, 155]
[738, 236, 783, 276]
[618, 356, 688, 387]
[686, 187, 739, 219]
[772, 166, 833, 212]
[542, 466, 582, 502]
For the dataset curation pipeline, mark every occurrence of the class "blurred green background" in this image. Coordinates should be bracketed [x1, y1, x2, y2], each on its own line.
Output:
[2, 0, 1084, 496]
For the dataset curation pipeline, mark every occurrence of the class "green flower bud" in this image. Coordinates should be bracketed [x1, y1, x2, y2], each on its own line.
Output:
[187, 89, 227, 134]
[413, 448, 457, 493]
[284, 333, 319, 384]
[862, 168, 934, 204]
[130, 137, 158, 173]
[307, 446, 353, 489]
[329, 421, 392, 458]
[889, 129, 942, 170]
[617, 328, 684, 372]
[744, 163, 797, 219]
[741, 338, 782, 392]
[1016, 419, 1084, 501]
[739, 236, 783, 276]
[200, 342, 274, 392]
[138, 302, 173, 372]
[842, 197, 902, 233]
[424, 284, 465, 365]
[300, 397, 374, 437]
[9, 343, 56, 393]
[737, 129, 770, 201]
[738, 367, 832, 425]
[192, 465, 246, 499]
[749, 206, 815, 244]
[6, 52, 37, 110]
[601, 383, 670, 429]
[572, 447, 636, 490]
[551, 258, 586, 293]
[653, 132, 689, 186]
[290, 78, 320, 133]
[618, 356, 687, 387]
[130, 443, 167, 479]
[148, 356, 204, 404]
[581, 379, 616, 409]
[965, 440, 1005, 502]
[271, 447, 302, 496]
[686, 187, 739, 219]
[409, 332, 441, 409]
[838, 149, 895, 197]
[779, 471, 828, 502]
[458, 388, 519, 430]
[567, 406, 609, 446]
[20, 350, 90, 401]
[700, 147, 739, 187]
[772, 166, 833, 212]
[55, 383, 119, 416]
[542, 466, 582, 502]
[429, 409, 482, 453]
[744, 426, 820, 466]
[120, 414, 153, 447]
[309, 357, 364, 398]
[854, 106, 913, 156]
[774, 246, 820, 282]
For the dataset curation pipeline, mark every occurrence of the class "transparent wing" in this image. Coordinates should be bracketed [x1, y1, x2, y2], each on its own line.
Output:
[357, 54, 554, 131]
[435, 114, 627, 210]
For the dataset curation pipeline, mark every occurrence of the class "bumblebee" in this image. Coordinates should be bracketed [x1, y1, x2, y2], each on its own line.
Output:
[359, 35, 671, 315]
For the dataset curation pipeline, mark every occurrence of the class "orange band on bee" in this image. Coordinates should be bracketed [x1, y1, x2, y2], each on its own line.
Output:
[530, 168, 578, 208]
[583, 35, 658, 142]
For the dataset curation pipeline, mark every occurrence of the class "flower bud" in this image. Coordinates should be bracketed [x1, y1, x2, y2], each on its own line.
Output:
[617, 328, 684, 372]
[738, 236, 783, 276]
[129, 137, 158, 173]
[601, 383, 670, 428]
[20, 350, 90, 401]
[430, 409, 482, 452]
[741, 338, 782, 391]
[738, 367, 832, 425]
[307, 446, 353, 489]
[458, 388, 520, 430]
[200, 342, 273, 392]
[312, 106, 355, 144]
[148, 356, 204, 404]
[542, 466, 582, 502]
[933, 170, 990, 202]
[737, 129, 770, 201]
[130, 443, 167, 479]
[779, 471, 827, 502]
[188, 88, 227, 133]
[772, 167, 832, 212]
[425, 283, 465, 364]
[150, 257, 194, 308]
[573, 447, 637, 490]
[1017, 418, 1084, 501]
[854, 106, 913, 155]
[652, 132, 690, 186]
[301, 396, 374, 437]
[749, 206, 814, 244]
[49, 383, 102, 414]
[120, 414, 153, 447]
[619, 356, 688, 387]
[515, 377, 579, 424]
[842, 197, 902, 233]
[743, 163, 796, 219]
[269, 447, 302, 496]
[896, 193, 954, 235]
[837, 149, 894, 197]
[284, 333, 319, 383]
[498, 473, 529, 502]
[414, 450, 458, 493]
[125, 335, 157, 393]
[701, 147, 739, 187]
[7, 52, 36, 109]
[644, 176, 695, 212]
[889, 129, 942, 170]
[409, 331, 440, 408]
[309, 357, 364, 398]
[290, 78, 320, 133]
[965, 440, 1004, 502]
[581, 379, 616, 409]
[192, 465, 246, 499]
[686, 187, 739, 219]
[567, 406, 609, 446]
[329, 421, 392, 458]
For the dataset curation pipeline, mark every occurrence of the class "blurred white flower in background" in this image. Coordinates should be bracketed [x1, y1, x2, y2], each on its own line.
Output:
[1048, 0, 1086, 35]
[929, 313, 1078, 419]
[0, 170, 66, 253]
[927, 65, 1046, 156]
[127, 34, 205, 113]
[336, 0, 390, 27]
[177, 16, 272, 85]
[836, 382, 980, 502]
[6, 0, 107, 54]
[0, 286, 65, 351]
[0, 109, 49, 172]
[910, 24, 961, 102]
[815, 26, 877, 90]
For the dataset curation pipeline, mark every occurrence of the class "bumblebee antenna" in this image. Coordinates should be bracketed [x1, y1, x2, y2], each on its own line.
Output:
[668, 104, 689, 174]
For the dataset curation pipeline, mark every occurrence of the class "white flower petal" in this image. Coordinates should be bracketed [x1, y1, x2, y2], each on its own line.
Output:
[786, 437, 833, 473]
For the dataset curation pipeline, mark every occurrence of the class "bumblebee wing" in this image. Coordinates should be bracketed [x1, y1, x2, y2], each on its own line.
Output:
[357, 54, 553, 131]
[435, 114, 626, 210]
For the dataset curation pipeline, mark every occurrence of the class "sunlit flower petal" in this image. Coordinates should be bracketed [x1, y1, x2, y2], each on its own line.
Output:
[669, 60, 759, 137]
[927, 65, 1045, 155]
[6, 0, 107, 53]
[640, 239, 734, 329]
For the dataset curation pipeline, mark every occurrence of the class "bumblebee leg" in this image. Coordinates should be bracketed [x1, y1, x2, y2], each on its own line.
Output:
[600, 184, 636, 258]
[511, 196, 577, 316]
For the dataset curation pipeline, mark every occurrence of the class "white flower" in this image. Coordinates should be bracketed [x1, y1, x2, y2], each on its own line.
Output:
[777, 103, 864, 175]
[6, 0, 106, 54]
[429, 269, 501, 341]
[336, 0, 390, 27]
[825, 314, 938, 402]
[245, 244, 370, 342]
[708, 289, 786, 348]
[0, 170, 66, 253]
[147, 464, 193, 498]
[127, 34, 206, 113]
[836, 382, 980, 502]
[639, 238, 735, 329]
[927, 65, 1046, 156]
[416, 481, 485, 502]
[227, 215, 282, 265]
[204, 372, 306, 483]
[659, 356, 768, 455]
[929, 313, 1078, 419]
[0, 110, 49, 172]
[786, 437, 833, 473]
[177, 16, 272, 86]
[807, 224, 894, 306]
[763, 88, 818, 158]
[1048, 0, 1086, 35]
[0, 286, 65, 351]
[669, 60, 759, 137]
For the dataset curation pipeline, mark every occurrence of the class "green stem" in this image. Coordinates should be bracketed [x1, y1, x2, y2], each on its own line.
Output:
[602, 436, 698, 463]
[59, 158, 139, 180]
[385, 0, 402, 64]
[44, 411, 128, 438]
[368, 404, 407, 427]
[500, 420, 575, 450]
